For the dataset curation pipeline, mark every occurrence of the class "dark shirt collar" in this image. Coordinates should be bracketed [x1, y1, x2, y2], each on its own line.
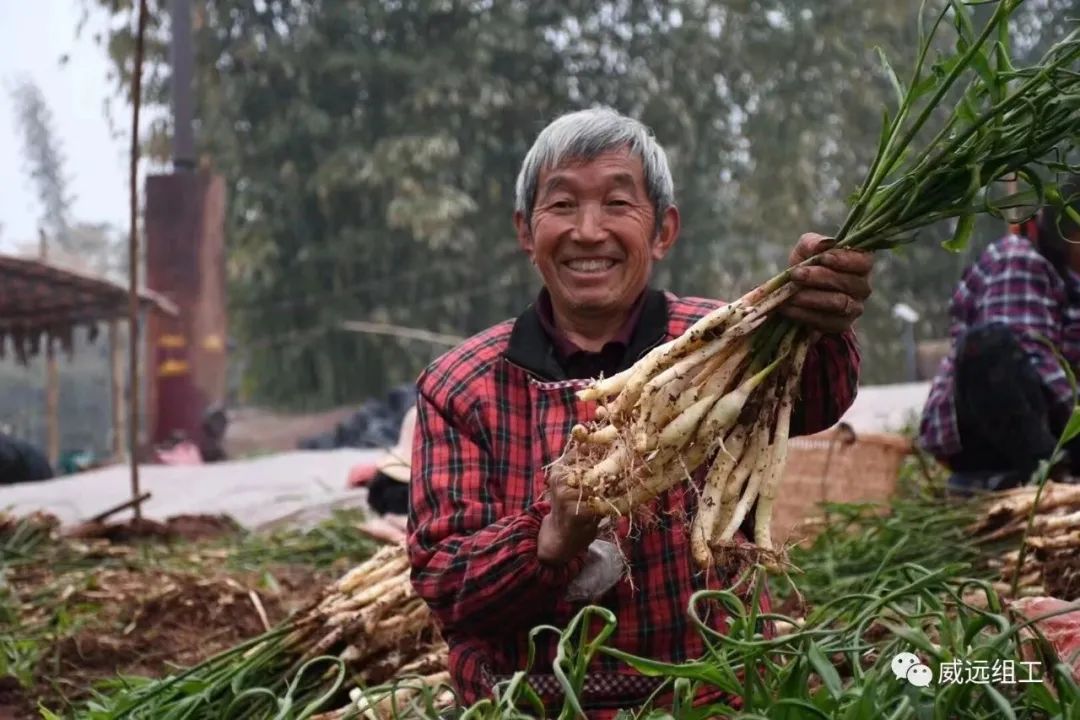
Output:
[533, 287, 646, 362]
[505, 287, 669, 381]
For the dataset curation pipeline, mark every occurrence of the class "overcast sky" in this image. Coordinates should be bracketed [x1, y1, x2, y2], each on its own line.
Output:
[0, 0, 128, 252]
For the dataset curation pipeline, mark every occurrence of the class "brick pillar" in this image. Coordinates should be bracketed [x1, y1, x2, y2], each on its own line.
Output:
[145, 171, 227, 447]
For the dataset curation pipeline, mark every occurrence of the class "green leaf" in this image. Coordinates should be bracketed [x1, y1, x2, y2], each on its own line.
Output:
[1018, 166, 1048, 207]
[772, 698, 833, 719]
[879, 621, 943, 660]
[600, 648, 731, 689]
[950, 0, 976, 44]
[778, 655, 812, 711]
[968, 47, 998, 101]
[993, 40, 1016, 75]
[876, 47, 906, 108]
[1067, 206, 1080, 228]
[669, 676, 695, 718]
[982, 685, 1018, 720]
[1059, 406, 1080, 445]
[957, 93, 980, 125]
[1022, 681, 1062, 712]
[877, 108, 893, 158]
[681, 705, 742, 720]
[856, 682, 880, 718]
[807, 642, 843, 700]
[910, 71, 940, 101]
[944, 162, 985, 253]
[961, 613, 1007, 647]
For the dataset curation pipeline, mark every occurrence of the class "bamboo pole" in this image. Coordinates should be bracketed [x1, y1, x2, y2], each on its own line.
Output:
[38, 228, 60, 470]
[127, 0, 149, 521]
[339, 320, 465, 347]
[109, 319, 125, 459]
[45, 342, 59, 468]
[88, 492, 152, 524]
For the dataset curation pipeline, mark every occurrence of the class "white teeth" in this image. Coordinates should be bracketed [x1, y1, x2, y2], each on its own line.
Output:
[567, 259, 615, 272]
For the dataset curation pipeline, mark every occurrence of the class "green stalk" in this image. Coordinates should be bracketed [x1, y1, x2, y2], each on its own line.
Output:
[826, 8, 1080, 259]
[843, 3, 956, 236]
[899, 46, 1079, 194]
[841, 73, 1080, 251]
[836, 0, 1015, 242]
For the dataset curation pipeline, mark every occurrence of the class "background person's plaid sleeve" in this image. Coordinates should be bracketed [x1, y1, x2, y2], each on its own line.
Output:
[406, 378, 585, 634]
[792, 328, 861, 436]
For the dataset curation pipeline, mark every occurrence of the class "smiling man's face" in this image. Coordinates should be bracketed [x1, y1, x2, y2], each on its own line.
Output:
[515, 149, 679, 325]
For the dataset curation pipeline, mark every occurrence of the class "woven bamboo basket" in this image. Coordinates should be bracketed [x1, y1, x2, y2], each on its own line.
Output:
[772, 423, 912, 545]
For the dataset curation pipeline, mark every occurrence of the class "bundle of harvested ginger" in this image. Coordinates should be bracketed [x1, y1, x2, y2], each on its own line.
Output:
[553, 286, 809, 570]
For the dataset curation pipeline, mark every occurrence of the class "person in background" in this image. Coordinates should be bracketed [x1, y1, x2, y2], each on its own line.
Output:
[919, 174, 1080, 494]
[199, 407, 229, 463]
[347, 405, 414, 535]
[157, 408, 229, 465]
[364, 406, 414, 516]
[0, 431, 53, 484]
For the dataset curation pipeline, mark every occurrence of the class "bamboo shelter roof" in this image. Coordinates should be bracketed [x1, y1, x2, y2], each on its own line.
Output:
[0, 253, 177, 364]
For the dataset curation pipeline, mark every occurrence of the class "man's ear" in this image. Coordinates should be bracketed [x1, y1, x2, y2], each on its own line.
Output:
[651, 205, 681, 261]
[514, 210, 534, 260]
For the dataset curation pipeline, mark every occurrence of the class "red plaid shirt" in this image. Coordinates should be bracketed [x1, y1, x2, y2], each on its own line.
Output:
[407, 289, 859, 715]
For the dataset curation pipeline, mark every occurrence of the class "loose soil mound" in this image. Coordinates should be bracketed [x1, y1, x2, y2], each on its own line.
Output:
[0, 676, 35, 720]
[25, 566, 322, 717]
[65, 513, 243, 544]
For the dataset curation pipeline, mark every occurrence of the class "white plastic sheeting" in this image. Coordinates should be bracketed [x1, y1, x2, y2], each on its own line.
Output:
[2, 449, 379, 529]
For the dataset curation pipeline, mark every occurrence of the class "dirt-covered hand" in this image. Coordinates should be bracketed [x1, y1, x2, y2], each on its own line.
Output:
[780, 232, 874, 334]
[537, 475, 602, 566]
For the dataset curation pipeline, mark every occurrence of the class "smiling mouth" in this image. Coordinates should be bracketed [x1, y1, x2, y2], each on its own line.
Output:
[564, 258, 617, 272]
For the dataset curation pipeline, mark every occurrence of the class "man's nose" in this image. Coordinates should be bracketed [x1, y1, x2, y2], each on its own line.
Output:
[572, 203, 606, 243]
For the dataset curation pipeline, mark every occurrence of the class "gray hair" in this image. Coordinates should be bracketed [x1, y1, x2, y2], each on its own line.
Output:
[514, 107, 675, 234]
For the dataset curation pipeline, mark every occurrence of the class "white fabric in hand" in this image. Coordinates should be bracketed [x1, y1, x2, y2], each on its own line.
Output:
[565, 539, 625, 602]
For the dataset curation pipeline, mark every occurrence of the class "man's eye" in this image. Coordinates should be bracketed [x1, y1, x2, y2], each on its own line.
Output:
[551, 200, 575, 210]
[607, 199, 630, 207]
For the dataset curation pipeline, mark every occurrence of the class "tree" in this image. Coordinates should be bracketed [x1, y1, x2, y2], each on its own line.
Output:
[11, 79, 73, 254]
[68, 222, 127, 280]
[10, 78, 127, 277]
[87, 0, 593, 407]
[83, 0, 1080, 406]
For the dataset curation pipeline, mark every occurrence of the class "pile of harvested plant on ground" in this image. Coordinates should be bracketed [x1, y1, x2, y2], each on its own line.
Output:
[975, 482, 1080, 598]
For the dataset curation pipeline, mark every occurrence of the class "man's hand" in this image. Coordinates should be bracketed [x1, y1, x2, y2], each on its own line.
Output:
[780, 233, 874, 334]
[537, 476, 601, 566]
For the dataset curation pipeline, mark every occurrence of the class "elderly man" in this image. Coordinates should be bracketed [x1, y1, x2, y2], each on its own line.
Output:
[408, 108, 872, 715]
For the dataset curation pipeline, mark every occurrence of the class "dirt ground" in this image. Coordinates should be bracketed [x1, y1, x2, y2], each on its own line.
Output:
[15, 564, 324, 718]
[45, 568, 315, 703]
[65, 513, 243, 544]
[0, 677, 35, 720]
[0, 513, 336, 720]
